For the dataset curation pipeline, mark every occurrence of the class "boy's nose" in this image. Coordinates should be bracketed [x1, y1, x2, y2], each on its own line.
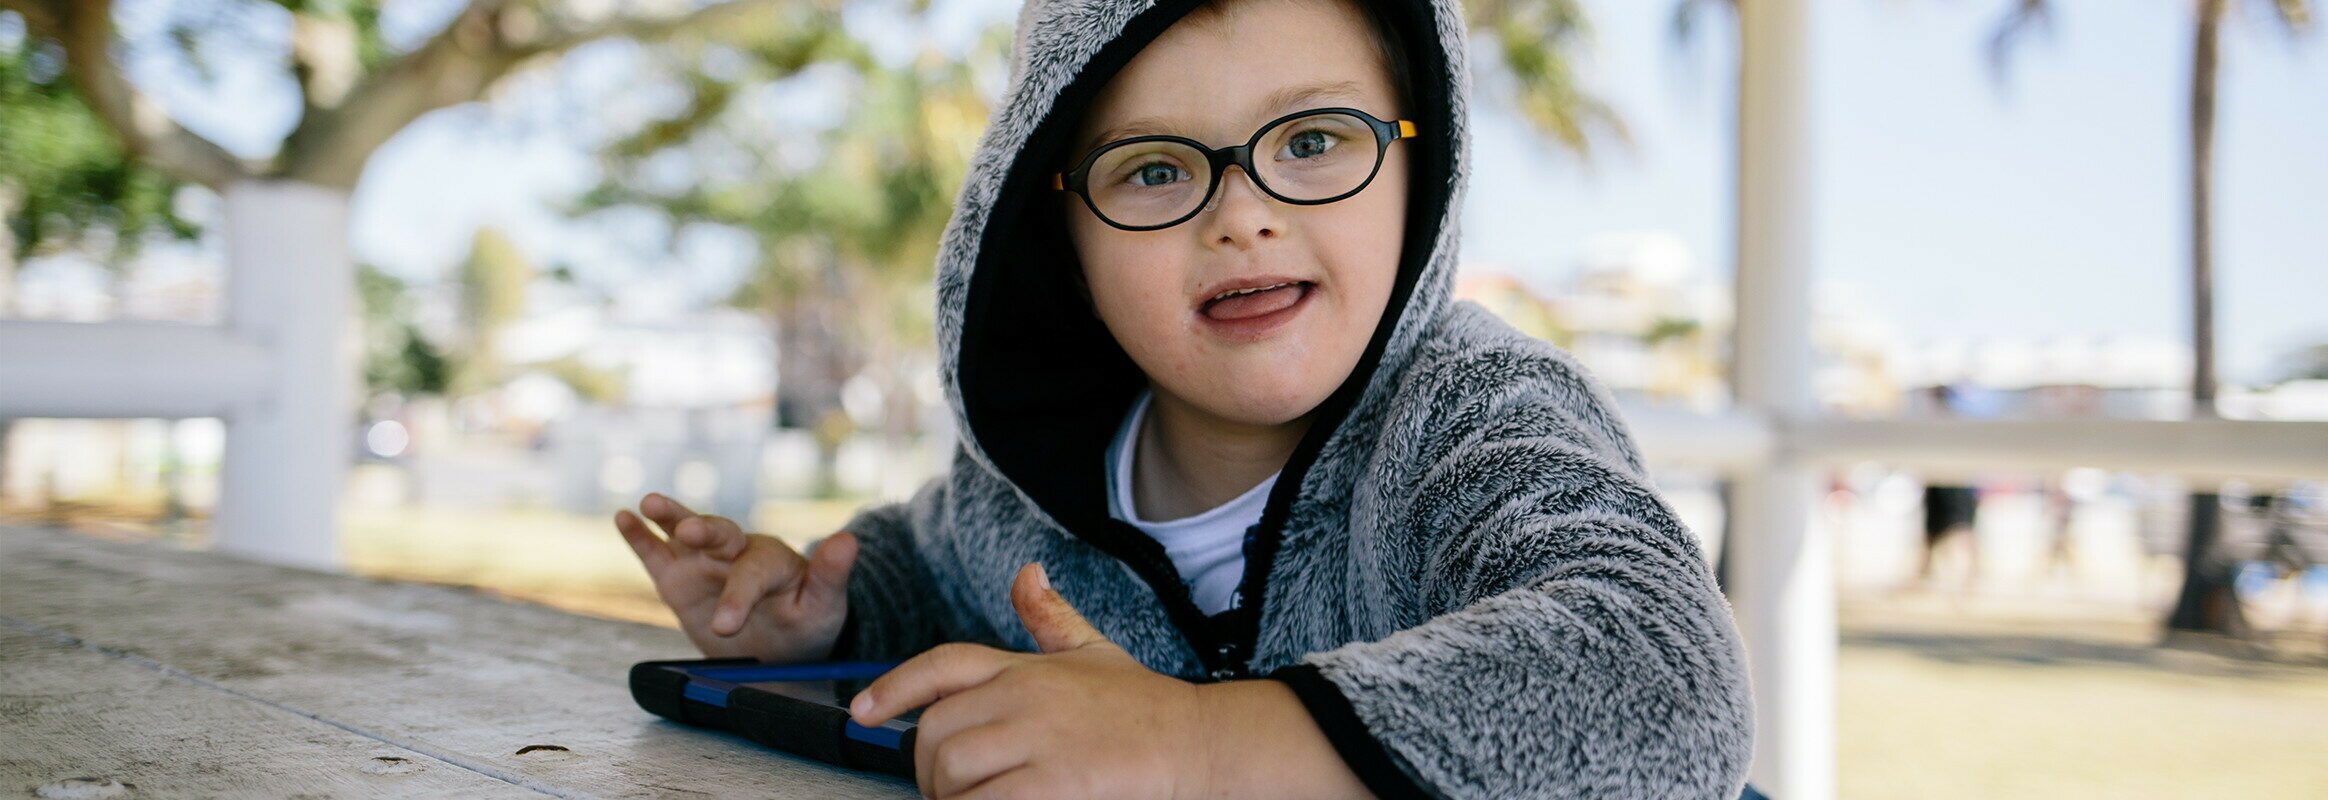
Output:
[1201, 166, 1282, 244]
[1203, 164, 1274, 215]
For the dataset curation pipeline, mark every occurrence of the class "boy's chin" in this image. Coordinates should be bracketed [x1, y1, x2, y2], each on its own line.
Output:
[1173, 378, 1335, 429]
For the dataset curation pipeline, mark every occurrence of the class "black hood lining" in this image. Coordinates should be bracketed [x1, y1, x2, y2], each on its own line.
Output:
[958, 0, 1455, 674]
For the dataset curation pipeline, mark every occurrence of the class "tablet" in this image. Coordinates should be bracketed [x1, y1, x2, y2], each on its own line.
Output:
[629, 657, 919, 781]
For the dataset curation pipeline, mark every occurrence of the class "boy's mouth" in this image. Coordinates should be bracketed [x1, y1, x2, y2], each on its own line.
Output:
[1198, 279, 1316, 321]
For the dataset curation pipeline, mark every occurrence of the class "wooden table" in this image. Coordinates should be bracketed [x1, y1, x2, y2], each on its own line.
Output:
[0, 524, 921, 798]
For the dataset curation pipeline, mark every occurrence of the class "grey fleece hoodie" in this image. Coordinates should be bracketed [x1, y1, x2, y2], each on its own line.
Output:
[820, 0, 1758, 796]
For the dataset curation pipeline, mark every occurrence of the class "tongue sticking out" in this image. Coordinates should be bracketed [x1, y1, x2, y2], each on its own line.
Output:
[1203, 283, 1307, 321]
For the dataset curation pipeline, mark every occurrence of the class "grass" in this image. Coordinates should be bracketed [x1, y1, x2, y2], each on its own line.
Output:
[337, 500, 866, 626]
[1836, 595, 2328, 799]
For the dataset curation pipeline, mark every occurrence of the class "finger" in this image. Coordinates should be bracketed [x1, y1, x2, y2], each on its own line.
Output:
[848, 642, 1018, 727]
[638, 492, 697, 539]
[909, 682, 1022, 795]
[1010, 563, 1107, 654]
[613, 510, 671, 571]
[711, 537, 806, 636]
[792, 532, 858, 615]
[673, 514, 749, 561]
[954, 767, 1054, 800]
[925, 722, 1028, 799]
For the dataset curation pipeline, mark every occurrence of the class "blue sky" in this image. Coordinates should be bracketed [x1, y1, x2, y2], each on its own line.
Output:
[1462, 0, 2327, 384]
[105, 0, 2328, 385]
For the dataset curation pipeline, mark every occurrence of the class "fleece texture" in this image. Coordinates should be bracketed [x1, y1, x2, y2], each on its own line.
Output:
[819, 0, 1758, 796]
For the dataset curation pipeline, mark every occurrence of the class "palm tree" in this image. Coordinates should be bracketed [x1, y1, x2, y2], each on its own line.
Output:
[574, 18, 997, 497]
[1986, 0, 2314, 638]
[1468, 0, 1632, 155]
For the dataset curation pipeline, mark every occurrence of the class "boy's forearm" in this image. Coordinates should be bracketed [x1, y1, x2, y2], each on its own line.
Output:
[1192, 679, 1376, 800]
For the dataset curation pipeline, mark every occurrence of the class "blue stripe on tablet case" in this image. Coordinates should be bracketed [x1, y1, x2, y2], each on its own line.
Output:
[677, 661, 903, 709]
[682, 680, 733, 707]
[691, 661, 901, 683]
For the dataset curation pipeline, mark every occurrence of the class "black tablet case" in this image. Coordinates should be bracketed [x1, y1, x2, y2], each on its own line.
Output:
[629, 657, 918, 781]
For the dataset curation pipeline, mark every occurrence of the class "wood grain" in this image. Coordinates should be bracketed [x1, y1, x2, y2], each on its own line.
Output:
[0, 627, 538, 798]
[0, 524, 919, 799]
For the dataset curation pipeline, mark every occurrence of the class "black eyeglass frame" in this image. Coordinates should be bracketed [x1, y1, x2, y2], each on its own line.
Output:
[1051, 106, 1420, 232]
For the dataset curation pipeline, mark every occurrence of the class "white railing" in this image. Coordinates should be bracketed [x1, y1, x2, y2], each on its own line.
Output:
[0, 322, 266, 418]
[0, 182, 355, 571]
[1712, 2, 2328, 796]
[1616, 404, 2328, 800]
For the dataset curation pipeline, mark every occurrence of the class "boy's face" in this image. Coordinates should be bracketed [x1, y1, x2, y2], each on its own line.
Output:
[1063, 0, 1409, 429]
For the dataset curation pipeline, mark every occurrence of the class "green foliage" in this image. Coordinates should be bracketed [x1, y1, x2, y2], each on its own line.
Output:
[540, 355, 627, 404]
[451, 226, 534, 396]
[572, 12, 999, 348]
[1645, 315, 1701, 345]
[260, 0, 397, 72]
[357, 262, 451, 397]
[0, 12, 200, 263]
[1468, 0, 1629, 158]
[459, 227, 532, 331]
[2274, 343, 2328, 384]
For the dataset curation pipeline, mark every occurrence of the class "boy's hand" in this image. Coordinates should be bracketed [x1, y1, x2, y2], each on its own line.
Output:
[846, 563, 1208, 800]
[614, 492, 858, 663]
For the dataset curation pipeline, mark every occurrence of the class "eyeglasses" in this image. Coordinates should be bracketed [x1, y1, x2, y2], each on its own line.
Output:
[1052, 106, 1419, 232]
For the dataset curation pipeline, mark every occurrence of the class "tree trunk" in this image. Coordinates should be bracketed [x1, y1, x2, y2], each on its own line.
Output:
[2166, 0, 2243, 636]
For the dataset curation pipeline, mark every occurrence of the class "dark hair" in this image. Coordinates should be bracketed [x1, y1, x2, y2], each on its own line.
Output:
[1351, 0, 1416, 119]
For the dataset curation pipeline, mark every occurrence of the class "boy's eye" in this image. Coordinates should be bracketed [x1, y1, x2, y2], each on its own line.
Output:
[1120, 161, 1188, 188]
[1279, 128, 1340, 160]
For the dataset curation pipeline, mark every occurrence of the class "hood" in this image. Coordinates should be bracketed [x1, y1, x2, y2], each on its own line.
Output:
[933, 0, 1471, 599]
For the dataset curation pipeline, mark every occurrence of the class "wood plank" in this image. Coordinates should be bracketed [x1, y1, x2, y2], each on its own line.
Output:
[0, 525, 919, 799]
[0, 627, 540, 798]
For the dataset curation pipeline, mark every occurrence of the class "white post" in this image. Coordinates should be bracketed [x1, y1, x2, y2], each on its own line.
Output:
[1731, 1, 1833, 798]
[214, 181, 357, 570]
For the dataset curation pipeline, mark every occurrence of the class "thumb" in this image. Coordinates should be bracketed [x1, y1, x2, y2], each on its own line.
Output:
[1013, 562, 1106, 654]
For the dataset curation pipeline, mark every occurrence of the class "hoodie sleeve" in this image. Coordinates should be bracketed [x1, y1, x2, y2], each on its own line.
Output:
[821, 474, 964, 662]
[1265, 337, 1756, 800]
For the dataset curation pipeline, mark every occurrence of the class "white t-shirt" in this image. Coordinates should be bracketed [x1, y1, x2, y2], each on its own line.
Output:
[1104, 389, 1276, 616]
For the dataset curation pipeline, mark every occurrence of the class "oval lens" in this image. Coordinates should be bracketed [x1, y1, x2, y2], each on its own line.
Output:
[1256, 112, 1374, 201]
[1087, 140, 1210, 227]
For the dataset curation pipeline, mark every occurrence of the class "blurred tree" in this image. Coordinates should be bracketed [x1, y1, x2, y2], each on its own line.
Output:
[540, 354, 626, 405]
[356, 262, 451, 397]
[0, 12, 200, 313]
[1985, 0, 2314, 639]
[0, 0, 809, 548]
[1470, 0, 1630, 157]
[452, 226, 532, 397]
[573, 10, 994, 497]
[2274, 342, 2328, 383]
[1645, 315, 1702, 346]
[0, 0, 793, 203]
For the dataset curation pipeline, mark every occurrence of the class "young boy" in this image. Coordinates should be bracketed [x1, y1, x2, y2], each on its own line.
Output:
[613, 0, 1756, 797]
